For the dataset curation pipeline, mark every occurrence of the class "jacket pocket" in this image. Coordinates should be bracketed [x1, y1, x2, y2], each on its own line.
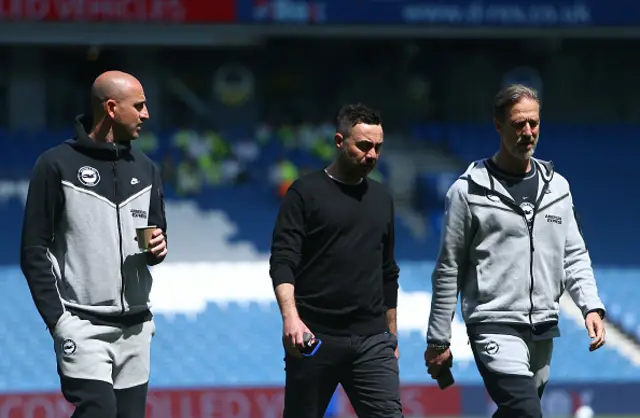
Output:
[53, 311, 83, 340]
[475, 259, 497, 307]
[52, 311, 72, 335]
[63, 273, 120, 307]
[533, 248, 565, 311]
[121, 253, 153, 309]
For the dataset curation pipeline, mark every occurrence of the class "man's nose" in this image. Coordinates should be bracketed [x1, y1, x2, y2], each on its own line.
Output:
[140, 106, 150, 121]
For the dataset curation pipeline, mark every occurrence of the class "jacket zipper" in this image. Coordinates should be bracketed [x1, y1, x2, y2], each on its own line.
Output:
[527, 182, 549, 331]
[526, 216, 535, 330]
[112, 144, 126, 315]
[481, 181, 549, 331]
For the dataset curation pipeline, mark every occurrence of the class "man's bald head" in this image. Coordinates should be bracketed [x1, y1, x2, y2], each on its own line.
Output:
[88, 70, 149, 142]
[91, 71, 143, 116]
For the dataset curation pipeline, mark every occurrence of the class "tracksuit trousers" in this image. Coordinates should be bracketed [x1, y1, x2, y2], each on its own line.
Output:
[470, 333, 554, 418]
[52, 311, 155, 418]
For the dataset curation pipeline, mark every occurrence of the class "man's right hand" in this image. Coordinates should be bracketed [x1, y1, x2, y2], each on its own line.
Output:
[283, 316, 313, 358]
[424, 346, 453, 379]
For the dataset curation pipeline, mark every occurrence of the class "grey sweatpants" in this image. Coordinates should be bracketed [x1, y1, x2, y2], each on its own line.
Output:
[53, 311, 155, 389]
[52, 311, 155, 418]
[471, 333, 553, 418]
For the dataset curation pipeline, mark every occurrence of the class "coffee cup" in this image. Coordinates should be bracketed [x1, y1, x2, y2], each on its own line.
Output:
[135, 226, 156, 252]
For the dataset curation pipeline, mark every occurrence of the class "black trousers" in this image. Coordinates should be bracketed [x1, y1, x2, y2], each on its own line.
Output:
[283, 332, 403, 418]
[60, 375, 148, 418]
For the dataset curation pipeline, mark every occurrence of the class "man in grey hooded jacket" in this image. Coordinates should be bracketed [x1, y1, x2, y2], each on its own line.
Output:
[425, 84, 606, 418]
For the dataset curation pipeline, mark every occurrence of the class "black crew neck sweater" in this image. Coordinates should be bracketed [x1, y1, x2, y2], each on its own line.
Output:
[269, 169, 400, 336]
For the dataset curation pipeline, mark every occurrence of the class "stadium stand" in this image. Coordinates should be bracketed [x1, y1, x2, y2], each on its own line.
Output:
[3, 0, 640, 413]
[1, 124, 639, 417]
[1, 259, 639, 393]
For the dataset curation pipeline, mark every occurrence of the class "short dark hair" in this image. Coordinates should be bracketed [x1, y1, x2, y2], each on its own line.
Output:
[493, 84, 541, 122]
[336, 103, 382, 137]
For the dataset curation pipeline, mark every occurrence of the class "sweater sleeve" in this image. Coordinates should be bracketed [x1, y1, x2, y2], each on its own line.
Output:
[564, 194, 605, 318]
[382, 197, 400, 309]
[146, 162, 168, 266]
[269, 186, 306, 288]
[427, 179, 472, 346]
[20, 153, 65, 330]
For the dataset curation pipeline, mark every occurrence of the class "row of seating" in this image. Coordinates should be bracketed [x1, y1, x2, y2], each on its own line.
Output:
[0, 263, 638, 392]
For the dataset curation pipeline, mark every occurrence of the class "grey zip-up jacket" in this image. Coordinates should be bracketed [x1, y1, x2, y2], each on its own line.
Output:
[427, 158, 605, 345]
[20, 115, 167, 331]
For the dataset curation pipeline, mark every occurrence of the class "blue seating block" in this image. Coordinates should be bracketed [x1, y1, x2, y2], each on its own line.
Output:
[1, 263, 639, 391]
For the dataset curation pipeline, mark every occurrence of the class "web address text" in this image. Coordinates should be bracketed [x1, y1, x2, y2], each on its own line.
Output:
[402, 3, 592, 25]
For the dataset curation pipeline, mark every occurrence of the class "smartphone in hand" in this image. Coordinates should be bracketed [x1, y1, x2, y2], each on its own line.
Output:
[300, 332, 322, 357]
[437, 367, 455, 390]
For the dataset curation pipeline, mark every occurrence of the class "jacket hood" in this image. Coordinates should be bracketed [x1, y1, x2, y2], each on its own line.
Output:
[65, 114, 131, 160]
[460, 157, 555, 201]
[461, 157, 555, 186]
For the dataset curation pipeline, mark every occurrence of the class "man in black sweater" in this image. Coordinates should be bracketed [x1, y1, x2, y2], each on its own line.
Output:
[269, 104, 403, 418]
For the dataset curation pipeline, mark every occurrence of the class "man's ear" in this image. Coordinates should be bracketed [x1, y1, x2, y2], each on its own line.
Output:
[493, 118, 502, 135]
[334, 133, 345, 150]
[106, 99, 117, 120]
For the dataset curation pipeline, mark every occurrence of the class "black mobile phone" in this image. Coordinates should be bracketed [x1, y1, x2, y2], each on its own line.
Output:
[437, 367, 455, 390]
[300, 332, 322, 357]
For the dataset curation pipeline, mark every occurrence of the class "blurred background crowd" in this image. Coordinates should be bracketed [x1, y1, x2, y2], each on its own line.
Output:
[0, 1, 639, 417]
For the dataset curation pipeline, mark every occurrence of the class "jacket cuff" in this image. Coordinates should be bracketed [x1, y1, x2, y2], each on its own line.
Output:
[586, 308, 605, 320]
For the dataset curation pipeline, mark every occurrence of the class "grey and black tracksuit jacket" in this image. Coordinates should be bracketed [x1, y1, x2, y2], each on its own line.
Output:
[20, 115, 167, 331]
[427, 158, 605, 345]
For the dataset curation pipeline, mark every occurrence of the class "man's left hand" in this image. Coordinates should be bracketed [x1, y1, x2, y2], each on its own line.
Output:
[585, 311, 606, 352]
[394, 346, 400, 359]
[148, 228, 167, 259]
[425, 346, 452, 379]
